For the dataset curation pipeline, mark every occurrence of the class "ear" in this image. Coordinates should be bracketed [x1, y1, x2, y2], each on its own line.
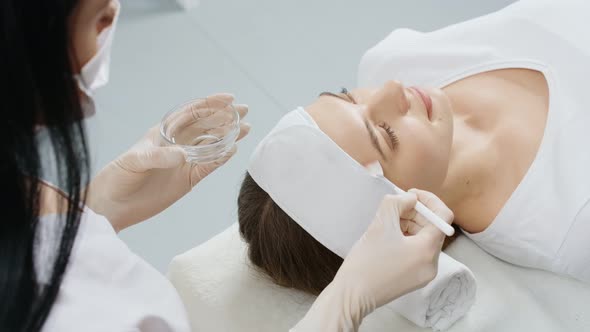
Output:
[364, 161, 383, 176]
[96, 1, 118, 35]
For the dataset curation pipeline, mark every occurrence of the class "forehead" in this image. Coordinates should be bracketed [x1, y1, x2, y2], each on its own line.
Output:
[305, 97, 378, 165]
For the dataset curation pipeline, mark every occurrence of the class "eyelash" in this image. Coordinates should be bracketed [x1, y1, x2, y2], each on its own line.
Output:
[338, 88, 398, 150]
[378, 122, 399, 149]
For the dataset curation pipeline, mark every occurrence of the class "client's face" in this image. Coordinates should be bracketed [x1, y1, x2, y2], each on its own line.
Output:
[306, 80, 454, 192]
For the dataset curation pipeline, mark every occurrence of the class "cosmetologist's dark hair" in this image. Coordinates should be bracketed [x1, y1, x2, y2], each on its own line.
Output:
[0, 0, 90, 331]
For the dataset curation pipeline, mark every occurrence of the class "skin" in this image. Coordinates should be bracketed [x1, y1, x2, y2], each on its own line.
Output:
[69, 0, 117, 72]
[40, 0, 116, 216]
[306, 68, 548, 233]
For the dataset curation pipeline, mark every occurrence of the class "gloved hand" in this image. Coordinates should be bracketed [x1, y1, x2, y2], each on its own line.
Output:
[292, 189, 454, 332]
[86, 93, 250, 232]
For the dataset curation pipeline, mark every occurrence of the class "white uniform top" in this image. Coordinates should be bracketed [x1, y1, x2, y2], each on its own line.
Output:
[38, 208, 190, 331]
[358, 0, 590, 282]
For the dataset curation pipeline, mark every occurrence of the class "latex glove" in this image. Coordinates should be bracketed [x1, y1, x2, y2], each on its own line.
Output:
[292, 189, 454, 332]
[87, 93, 250, 232]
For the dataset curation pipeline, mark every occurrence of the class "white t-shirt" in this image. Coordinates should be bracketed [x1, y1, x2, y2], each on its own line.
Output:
[358, 0, 590, 282]
[38, 208, 190, 332]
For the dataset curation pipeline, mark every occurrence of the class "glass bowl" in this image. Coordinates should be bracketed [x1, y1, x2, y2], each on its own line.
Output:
[160, 97, 240, 163]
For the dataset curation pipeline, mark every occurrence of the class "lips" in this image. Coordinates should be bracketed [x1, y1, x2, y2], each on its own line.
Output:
[409, 87, 433, 120]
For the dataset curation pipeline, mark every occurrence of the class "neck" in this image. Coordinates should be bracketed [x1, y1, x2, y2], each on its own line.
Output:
[434, 86, 501, 226]
[429, 68, 549, 229]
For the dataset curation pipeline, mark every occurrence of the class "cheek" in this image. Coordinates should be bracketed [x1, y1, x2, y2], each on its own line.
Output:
[79, 33, 99, 68]
[70, 20, 99, 72]
[385, 123, 450, 191]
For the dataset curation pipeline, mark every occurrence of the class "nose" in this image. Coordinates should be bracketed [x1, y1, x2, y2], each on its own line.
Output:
[366, 80, 409, 119]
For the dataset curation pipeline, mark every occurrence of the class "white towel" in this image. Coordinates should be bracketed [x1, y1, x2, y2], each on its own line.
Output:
[387, 252, 476, 331]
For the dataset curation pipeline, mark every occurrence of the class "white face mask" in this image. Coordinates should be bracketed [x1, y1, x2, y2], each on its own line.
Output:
[75, 0, 120, 117]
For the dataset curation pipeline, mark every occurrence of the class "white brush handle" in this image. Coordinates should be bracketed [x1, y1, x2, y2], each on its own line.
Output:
[414, 201, 455, 236]
[391, 184, 455, 236]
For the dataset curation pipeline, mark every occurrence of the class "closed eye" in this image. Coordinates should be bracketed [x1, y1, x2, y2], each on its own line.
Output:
[378, 122, 399, 150]
[319, 88, 395, 157]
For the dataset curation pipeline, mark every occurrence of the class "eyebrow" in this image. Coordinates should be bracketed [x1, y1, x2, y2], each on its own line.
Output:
[319, 91, 344, 99]
[319, 92, 387, 161]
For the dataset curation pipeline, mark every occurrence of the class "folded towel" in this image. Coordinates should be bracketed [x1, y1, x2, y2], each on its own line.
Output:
[386, 252, 476, 331]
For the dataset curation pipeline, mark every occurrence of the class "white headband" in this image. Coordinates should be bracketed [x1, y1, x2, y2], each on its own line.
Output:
[248, 107, 400, 258]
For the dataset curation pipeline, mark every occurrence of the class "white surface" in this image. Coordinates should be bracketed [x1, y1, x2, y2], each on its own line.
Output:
[87, 0, 516, 272]
[41, 209, 189, 332]
[168, 224, 590, 332]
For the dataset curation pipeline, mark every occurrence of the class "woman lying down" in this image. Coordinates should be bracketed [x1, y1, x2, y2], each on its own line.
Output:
[239, 0, 590, 328]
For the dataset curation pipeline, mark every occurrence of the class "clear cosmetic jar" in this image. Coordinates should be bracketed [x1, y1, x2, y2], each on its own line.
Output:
[160, 97, 240, 163]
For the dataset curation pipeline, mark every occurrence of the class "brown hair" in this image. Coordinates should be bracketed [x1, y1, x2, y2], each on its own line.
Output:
[238, 172, 459, 296]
